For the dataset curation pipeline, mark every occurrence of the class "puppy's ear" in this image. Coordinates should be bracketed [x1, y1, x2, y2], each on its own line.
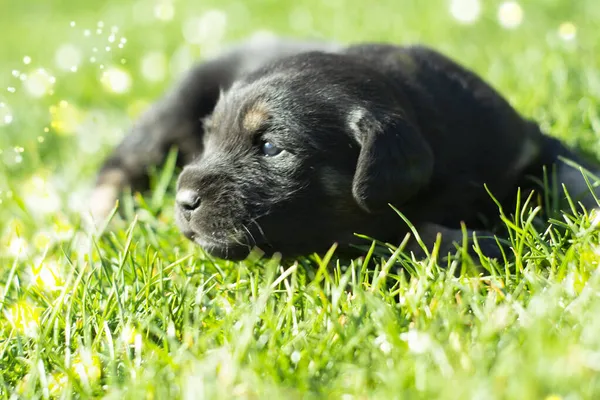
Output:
[350, 108, 434, 212]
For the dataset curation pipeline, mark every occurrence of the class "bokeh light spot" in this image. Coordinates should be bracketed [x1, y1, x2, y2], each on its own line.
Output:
[0, 102, 13, 126]
[449, 0, 481, 24]
[24, 68, 55, 98]
[155, 1, 175, 21]
[50, 101, 84, 136]
[101, 67, 132, 94]
[55, 43, 82, 71]
[3, 147, 23, 166]
[170, 45, 194, 76]
[22, 173, 61, 215]
[182, 10, 227, 46]
[498, 1, 523, 29]
[141, 51, 167, 82]
[559, 22, 576, 41]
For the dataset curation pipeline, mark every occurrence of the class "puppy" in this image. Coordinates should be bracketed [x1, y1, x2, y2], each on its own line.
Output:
[91, 36, 600, 260]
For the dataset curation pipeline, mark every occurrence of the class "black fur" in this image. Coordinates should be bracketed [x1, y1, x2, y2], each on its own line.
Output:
[92, 36, 600, 260]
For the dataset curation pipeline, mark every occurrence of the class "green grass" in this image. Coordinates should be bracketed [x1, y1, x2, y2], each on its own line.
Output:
[2, 0, 600, 398]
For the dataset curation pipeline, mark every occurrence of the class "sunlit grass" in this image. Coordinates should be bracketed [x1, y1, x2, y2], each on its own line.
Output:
[2, 0, 600, 398]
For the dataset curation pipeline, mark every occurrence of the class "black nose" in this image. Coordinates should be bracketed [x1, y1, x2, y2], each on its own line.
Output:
[176, 189, 201, 211]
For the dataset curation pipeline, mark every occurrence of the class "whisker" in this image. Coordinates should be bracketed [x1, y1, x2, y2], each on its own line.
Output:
[251, 219, 271, 246]
[242, 224, 257, 246]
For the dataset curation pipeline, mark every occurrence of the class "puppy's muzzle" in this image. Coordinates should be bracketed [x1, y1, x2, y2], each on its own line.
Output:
[175, 165, 215, 221]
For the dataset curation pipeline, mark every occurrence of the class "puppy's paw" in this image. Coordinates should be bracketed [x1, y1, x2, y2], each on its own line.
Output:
[88, 183, 119, 223]
[84, 169, 126, 230]
[410, 223, 506, 263]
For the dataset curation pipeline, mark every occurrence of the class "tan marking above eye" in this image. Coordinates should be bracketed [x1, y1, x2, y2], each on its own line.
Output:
[242, 101, 270, 133]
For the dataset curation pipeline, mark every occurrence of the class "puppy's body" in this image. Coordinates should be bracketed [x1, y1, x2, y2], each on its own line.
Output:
[93, 37, 599, 260]
[342, 44, 540, 225]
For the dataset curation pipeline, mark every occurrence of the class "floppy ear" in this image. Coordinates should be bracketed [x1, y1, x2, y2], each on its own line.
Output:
[350, 108, 434, 212]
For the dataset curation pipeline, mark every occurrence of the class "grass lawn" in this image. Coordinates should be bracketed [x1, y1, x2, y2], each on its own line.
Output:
[2, 0, 600, 398]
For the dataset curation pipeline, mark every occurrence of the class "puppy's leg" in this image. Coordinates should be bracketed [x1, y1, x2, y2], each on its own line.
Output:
[537, 136, 600, 211]
[408, 222, 505, 260]
[90, 37, 340, 221]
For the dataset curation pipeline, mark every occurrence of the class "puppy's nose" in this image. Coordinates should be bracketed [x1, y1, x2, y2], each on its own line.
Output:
[176, 189, 201, 211]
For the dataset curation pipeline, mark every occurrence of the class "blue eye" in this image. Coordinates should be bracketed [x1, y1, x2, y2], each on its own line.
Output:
[261, 141, 283, 157]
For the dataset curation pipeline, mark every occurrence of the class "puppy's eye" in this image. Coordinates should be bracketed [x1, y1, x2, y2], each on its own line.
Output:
[261, 141, 283, 157]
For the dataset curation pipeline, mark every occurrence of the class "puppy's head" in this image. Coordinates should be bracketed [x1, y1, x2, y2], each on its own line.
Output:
[175, 52, 434, 259]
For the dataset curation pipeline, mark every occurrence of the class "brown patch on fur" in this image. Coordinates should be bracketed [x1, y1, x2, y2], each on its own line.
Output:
[242, 101, 270, 133]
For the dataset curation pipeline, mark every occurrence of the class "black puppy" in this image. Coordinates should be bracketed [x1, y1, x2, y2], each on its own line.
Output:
[91, 36, 599, 260]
